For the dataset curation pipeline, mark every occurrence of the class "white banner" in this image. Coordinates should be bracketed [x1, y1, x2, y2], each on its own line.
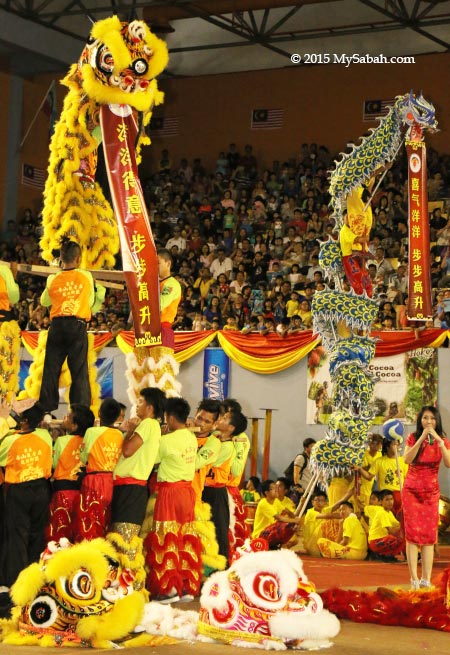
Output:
[306, 347, 437, 425]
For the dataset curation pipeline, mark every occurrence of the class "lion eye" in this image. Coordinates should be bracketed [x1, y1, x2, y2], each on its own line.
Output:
[96, 46, 114, 74]
[29, 595, 58, 628]
[65, 570, 95, 600]
[252, 572, 280, 602]
[132, 58, 148, 76]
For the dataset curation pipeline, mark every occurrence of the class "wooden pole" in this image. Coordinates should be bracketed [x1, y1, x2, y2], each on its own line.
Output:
[19, 80, 55, 150]
[0, 261, 125, 290]
[249, 417, 260, 477]
[260, 407, 278, 480]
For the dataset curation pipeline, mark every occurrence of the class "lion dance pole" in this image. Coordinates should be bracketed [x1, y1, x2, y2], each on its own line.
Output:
[310, 92, 437, 487]
[33, 16, 180, 590]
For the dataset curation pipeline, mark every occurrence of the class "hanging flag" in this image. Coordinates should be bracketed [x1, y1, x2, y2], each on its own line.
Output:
[363, 99, 395, 121]
[42, 80, 58, 137]
[21, 163, 46, 189]
[149, 116, 180, 137]
[406, 128, 433, 322]
[100, 104, 161, 347]
[251, 108, 284, 130]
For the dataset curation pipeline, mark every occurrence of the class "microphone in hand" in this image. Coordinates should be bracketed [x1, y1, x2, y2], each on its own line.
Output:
[428, 433, 434, 445]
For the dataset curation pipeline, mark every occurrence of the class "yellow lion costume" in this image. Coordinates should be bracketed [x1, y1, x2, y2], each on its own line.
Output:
[0, 538, 174, 648]
[40, 16, 168, 270]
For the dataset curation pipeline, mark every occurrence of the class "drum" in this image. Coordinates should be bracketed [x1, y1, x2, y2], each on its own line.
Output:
[438, 495, 450, 533]
[244, 502, 258, 529]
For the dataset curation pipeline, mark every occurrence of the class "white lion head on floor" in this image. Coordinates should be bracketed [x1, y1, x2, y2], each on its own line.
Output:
[198, 548, 340, 650]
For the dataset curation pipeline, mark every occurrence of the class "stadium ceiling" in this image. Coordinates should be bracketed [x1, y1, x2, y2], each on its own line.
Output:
[0, 0, 449, 77]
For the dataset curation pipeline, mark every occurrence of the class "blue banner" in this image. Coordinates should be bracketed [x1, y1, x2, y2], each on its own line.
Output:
[203, 348, 229, 400]
[19, 357, 113, 400]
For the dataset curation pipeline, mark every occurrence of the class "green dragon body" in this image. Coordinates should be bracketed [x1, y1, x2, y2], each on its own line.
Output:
[310, 92, 436, 482]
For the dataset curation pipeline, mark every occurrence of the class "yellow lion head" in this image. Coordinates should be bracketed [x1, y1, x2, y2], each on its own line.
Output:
[3, 538, 144, 648]
[77, 16, 168, 111]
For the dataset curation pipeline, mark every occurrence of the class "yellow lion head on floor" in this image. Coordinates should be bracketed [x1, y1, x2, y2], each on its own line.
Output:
[1, 538, 145, 648]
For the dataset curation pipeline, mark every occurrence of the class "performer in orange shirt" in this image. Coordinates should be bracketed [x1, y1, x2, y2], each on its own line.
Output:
[46, 404, 95, 542]
[39, 240, 105, 412]
[0, 403, 52, 587]
[76, 398, 123, 540]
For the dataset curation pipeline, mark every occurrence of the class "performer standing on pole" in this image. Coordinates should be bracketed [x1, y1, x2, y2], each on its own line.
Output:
[157, 248, 182, 349]
[38, 240, 105, 412]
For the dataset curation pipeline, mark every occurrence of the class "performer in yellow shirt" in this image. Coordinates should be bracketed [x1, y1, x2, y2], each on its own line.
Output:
[340, 178, 375, 297]
[158, 248, 182, 349]
[109, 386, 166, 590]
[222, 398, 251, 555]
[253, 483, 283, 538]
[368, 490, 405, 560]
[318, 501, 368, 560]
[191, 399, 226, 576]
[203, 410, 246, 564]
[366, 420, 408, 516]
[253, 480, 300, 548]
[357, 433, 383, 507]
[0, 262, 22, 404]
[145, 397, 201, 603]
[276, 476, 296, 513]
[303, 491, 339, 556]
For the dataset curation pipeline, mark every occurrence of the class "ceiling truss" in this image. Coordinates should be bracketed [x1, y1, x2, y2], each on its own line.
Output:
[0, 0, 448, 75]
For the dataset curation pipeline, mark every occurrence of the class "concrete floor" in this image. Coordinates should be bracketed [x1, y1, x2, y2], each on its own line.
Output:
[0, 620, 447, 654]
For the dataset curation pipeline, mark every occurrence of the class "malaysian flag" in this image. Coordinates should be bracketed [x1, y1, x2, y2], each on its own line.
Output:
[150, 116, 180, 137]
[251, 108, 284, 130]
[363, 99, 395, 121]
[21, 163, 47, 189]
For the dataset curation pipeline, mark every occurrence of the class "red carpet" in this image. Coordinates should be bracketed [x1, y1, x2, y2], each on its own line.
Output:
[301, 548, 450, 591]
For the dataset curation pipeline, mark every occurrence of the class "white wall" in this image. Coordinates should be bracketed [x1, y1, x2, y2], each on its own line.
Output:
[22, 342, 450, 496]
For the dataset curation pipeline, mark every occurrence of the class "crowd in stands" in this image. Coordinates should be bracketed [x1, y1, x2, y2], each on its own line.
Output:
[3, 141, 450, 334]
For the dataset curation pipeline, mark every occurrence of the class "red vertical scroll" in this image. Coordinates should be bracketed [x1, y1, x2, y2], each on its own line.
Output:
[406, 132, 433, 321]
[100, 104, 161, 347]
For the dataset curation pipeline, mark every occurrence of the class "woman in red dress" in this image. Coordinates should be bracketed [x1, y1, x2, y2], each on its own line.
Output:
[402, 406, 450, 590]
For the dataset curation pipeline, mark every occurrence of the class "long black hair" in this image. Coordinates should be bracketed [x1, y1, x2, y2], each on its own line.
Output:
[413, 406, 444, 441]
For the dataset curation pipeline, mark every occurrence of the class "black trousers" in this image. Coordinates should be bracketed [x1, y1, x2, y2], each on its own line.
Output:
[39, 317, 91, 412]
[202, 486, 230, 563]
[3, 479, 50, 587]
[111, 484, 149, 527]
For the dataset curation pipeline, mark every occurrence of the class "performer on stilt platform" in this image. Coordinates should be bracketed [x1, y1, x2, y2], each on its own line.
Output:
[38, 240, 105, 412]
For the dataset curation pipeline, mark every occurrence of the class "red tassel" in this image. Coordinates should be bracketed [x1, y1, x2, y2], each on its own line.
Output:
[322, 570, 450, 633]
